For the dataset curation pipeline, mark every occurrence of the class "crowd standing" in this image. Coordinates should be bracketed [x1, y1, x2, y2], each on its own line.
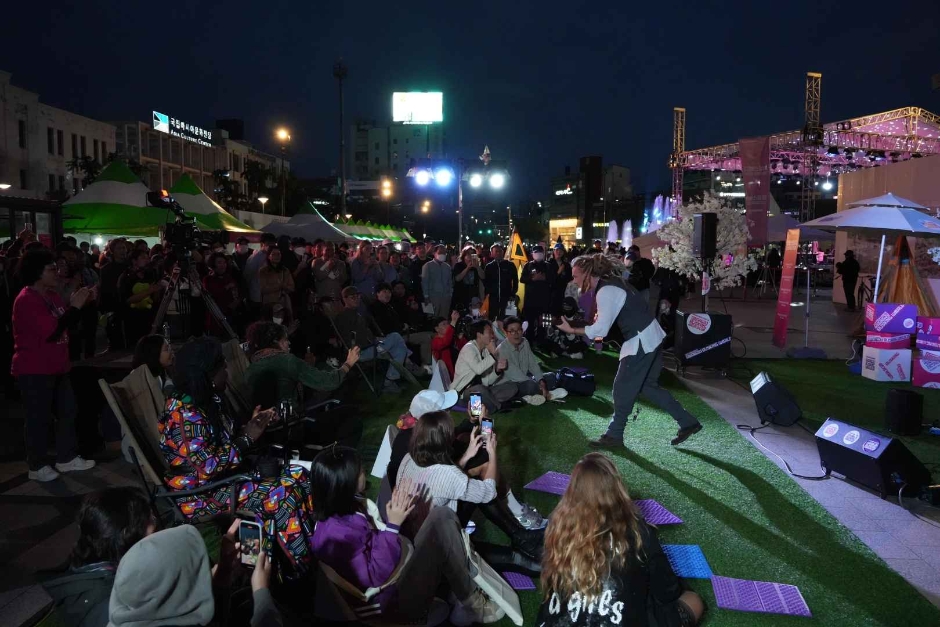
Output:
[1, 226, 703, 627]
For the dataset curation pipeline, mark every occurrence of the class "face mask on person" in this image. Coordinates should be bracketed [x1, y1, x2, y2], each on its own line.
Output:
[273, 316, 284, 325]
[532, 252, 544, 261]
[436, 254, 447, 262]
[471, 308, 481, 318]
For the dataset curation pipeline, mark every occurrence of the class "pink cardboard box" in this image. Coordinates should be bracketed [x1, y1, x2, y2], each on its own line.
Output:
[912, 356, 940, 389]
[919, 348, 940, 360]
[916, 335, 940, 352]
[865, 303, 918, 333]
[861, 346, 911, 383]
[865, 332, 911, 350]
[917, 316, 940, 336]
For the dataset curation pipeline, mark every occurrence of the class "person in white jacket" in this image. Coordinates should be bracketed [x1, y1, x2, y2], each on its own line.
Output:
[449, 319, 518, 412]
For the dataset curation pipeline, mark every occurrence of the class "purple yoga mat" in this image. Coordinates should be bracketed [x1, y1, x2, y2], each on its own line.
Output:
[635, 499, 683, 525]
[524, 471, 571, 495]
[711, 576, 811, 617]
[502, 572, 536, 591]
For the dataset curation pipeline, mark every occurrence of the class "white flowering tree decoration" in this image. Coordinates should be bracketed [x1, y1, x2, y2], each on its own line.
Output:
[930, 247, 940, 264]
[652, 192, 758, 290]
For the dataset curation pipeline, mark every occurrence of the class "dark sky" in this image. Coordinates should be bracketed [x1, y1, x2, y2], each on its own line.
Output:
[5, 1, 939, 200]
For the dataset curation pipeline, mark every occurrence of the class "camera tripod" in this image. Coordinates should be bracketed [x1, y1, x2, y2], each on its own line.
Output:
[755, 264, 778, 299]
[151, 263, 237, 340]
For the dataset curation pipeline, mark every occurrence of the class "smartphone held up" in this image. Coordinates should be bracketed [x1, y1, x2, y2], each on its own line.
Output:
[238, 520, 262, 567]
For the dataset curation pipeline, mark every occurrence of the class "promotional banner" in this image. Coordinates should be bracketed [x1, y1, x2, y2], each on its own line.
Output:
[772, 229, 800, 348]
[740, 136, 771, 247]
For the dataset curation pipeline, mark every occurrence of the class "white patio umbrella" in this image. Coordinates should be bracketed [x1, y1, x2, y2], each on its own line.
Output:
[800, 193, 940, 302]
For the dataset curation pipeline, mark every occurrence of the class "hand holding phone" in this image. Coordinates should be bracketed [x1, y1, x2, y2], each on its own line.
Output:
[469, 393, 483, 419]
[238, 520, 263, 567]
[481, 417, 493, 447]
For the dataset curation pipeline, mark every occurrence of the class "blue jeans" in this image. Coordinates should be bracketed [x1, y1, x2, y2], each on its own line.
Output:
[360, 332, 410, 381]
[18, 374, 79, 470]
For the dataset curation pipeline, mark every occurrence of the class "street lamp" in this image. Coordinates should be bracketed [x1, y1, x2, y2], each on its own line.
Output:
[421, 200, 430, 214]
[258, 196, 269, 215]
[333, 59, 349, 218]
[275, 128, 291, 215]
[382, 179, 393, 222]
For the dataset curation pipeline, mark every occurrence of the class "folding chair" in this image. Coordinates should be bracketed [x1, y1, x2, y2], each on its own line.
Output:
[99, 366, 251, 524]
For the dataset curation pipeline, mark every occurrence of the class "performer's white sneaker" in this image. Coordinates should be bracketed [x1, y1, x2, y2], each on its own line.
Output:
[549, 388, 568, 401]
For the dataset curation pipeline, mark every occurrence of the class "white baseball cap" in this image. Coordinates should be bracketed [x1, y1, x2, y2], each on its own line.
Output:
[409, 389, 459, 418]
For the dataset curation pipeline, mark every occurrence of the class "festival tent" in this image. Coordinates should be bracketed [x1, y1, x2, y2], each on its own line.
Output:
[766, 213, 833, 243]
[62, 161, 169, 237]
[262, 206, 351, 242]
[168, 174, 259, 238]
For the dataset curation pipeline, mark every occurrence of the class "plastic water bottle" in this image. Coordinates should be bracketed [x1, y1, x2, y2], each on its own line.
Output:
[594, 337, 603, 354]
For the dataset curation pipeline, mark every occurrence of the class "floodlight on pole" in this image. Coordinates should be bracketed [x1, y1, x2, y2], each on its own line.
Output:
[435, 168, 453, 187]
[415, 170, 431, 186]
[469, 173, 483, 188]
[489, 172, 506, 189]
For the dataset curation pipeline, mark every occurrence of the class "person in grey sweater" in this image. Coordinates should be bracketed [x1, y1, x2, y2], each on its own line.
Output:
[108, 524, 281, 627]
[496, 316, 567, 406]
[422, 245, 453, 318]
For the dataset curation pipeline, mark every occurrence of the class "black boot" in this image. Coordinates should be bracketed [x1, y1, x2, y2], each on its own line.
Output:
[478, 499, 544, 561]
[472, 541, 542, 576]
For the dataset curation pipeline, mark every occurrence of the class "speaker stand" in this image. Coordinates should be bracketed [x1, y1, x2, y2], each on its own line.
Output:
[787, 264, 827, 359]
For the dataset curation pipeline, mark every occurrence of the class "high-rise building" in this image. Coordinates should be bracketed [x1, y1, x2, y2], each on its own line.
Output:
[350, 122, 444, 181]
[0, 70, 115, 198]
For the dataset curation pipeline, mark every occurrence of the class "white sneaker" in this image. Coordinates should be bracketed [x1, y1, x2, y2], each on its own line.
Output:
[522, 394, 546, 406]
[569, 352, 584, 359]
[450, 590, 505, 626]
[28, 465, 60, 482]
[549, 388, 569, 401]
[55, 456, 96, 473]
[516, 502, 548, 530]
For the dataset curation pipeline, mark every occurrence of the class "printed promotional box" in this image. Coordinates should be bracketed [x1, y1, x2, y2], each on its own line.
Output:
[865, 332, 911, 350]
[919, 348, 940, 360]
[916, 335, 940, 352]
[916, 316, 940, 336]
[861, 346, 911, 383]
[864, 303, 918, 334]
[912, 354, 940, 389]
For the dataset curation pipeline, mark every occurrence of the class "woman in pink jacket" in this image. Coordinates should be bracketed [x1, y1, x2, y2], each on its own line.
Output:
[12, 248, 96, 482]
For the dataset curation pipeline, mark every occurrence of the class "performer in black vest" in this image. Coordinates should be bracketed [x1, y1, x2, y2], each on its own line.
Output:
[556, 253, 703, 447]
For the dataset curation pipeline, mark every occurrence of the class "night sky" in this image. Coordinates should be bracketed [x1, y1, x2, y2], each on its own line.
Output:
[5, 1, 939, 200]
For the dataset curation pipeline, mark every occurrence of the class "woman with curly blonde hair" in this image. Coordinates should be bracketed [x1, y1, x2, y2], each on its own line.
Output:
[538, 453, 704, 627]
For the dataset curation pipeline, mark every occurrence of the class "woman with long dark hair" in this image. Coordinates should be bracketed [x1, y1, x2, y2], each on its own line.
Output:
[132, 334, 174, 389]
[12, 248, 96, 482]
[44, 487, 155, 627]
[309, 445, 504, 625]
[538, 453, 704, 627]
[395, 409, 544, 568]
[157, 336, 317, 575]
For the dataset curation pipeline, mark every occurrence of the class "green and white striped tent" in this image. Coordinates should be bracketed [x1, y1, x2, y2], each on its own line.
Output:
[62, 160, 168, 237]
[169, 174, 259, 236]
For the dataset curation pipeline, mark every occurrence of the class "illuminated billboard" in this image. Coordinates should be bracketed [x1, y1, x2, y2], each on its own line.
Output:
[392, 92, 443, 124]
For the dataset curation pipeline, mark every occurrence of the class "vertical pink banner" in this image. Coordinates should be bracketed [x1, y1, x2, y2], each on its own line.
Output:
[740, 136, 770, 247]
[772, 229, 801, 348]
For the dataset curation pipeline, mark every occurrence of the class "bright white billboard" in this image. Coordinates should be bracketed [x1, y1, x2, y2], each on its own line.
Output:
[392, 92, 443, 124]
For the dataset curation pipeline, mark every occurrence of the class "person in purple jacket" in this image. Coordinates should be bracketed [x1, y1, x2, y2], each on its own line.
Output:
[308, 445, 504, 626]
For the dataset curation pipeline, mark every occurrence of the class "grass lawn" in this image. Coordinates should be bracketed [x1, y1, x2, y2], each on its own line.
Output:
[730, 359, 940, 482]
[353, 352, 940, 626]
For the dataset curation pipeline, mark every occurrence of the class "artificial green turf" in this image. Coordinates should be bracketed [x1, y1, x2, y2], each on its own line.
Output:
[731, 359, 940, 482]
[356, 352, 940, 626]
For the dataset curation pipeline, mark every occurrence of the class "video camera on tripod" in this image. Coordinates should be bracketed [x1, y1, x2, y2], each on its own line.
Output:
[146, 190, 228, 259]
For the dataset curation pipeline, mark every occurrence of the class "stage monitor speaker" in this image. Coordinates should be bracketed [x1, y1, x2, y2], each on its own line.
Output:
[884, 388, 922, 436]
[692, 213, 718, 259]
[674, 311, 732, 369]
[749, 371, 802, 427]
[815, 418, 930, 497]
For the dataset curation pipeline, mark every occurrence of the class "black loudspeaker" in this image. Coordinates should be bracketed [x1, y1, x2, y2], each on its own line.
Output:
[815, 418, 930, 497]
[749, 371, 802, 427]
[884, 388, 922, 436]
[674, 311, 732, 369]
[692, 213, 718, 259]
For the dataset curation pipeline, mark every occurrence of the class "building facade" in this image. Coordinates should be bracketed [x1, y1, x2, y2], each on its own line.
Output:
[350, 121, 444, 181]
[0, 70, 115, 198]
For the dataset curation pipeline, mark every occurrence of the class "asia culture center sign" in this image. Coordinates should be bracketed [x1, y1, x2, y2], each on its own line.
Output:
[153, 111, 212, 147]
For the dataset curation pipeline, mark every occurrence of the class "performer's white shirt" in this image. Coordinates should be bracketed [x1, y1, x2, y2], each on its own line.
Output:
[583, 284, 665, 359]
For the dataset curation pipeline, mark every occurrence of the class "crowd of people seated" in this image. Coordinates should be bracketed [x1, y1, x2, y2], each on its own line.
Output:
[2, 226, 705, 626]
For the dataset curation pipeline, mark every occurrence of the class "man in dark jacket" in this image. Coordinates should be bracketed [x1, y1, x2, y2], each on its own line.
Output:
[837, 249, 861, 311]
[484, 244, 518, 321]
[409, 242, 429, 301]
[547, 244, 572, 315]
[520, 244, 555, 342]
